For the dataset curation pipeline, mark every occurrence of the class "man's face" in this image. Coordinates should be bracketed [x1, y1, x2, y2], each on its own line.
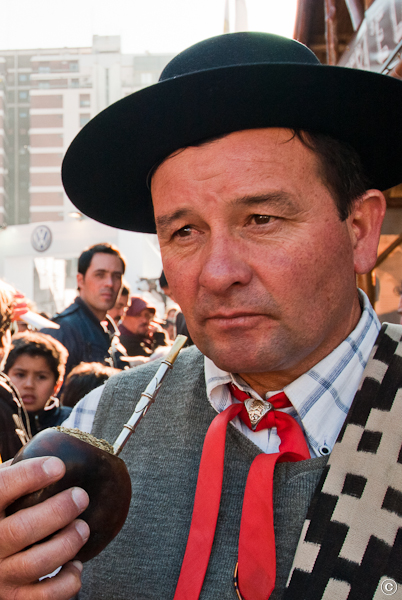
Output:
[151, 128, 370, 388]
[77, 252, 123, 321]
[109, 293, 130, 322]
[122, 308, 154, 336]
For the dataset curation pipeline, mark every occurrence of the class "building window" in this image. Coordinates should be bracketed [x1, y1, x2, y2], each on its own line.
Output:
[38, 82, 50, 89]
[79, 114, 91, 127]
[71, 79, 79, 88]
[19, 74, 28, 82]
[79, 94, 90, 107]
[18, 91, 28, 100]
[38, 66, 51, 73]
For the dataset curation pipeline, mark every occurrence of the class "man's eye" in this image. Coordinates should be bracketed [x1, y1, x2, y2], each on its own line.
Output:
[174, 226, 192, 238]
[252, 214, 273, 225]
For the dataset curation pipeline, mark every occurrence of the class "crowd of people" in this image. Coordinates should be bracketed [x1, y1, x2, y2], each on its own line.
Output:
[0, 242, 184, 463]
[0, 29, 402, 600]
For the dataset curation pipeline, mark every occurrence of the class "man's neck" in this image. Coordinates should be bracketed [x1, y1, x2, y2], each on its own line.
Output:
[77, 296, 107, 322]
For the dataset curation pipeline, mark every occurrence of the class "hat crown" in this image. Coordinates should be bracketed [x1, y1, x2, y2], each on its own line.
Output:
[126, 297, 155, 317]
[159, 32, 320, 82]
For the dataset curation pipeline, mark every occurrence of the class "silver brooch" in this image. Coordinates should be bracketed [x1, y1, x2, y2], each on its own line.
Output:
[244, 398, 273, 429]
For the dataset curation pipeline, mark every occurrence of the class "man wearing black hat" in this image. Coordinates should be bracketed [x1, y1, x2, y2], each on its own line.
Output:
[1, 32, 402, 600]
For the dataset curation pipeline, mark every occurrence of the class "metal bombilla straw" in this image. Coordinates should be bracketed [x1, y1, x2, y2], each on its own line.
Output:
[112, 334, 188, 456]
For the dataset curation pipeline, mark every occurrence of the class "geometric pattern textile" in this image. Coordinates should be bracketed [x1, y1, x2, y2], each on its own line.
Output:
[285, 324, 402, 600]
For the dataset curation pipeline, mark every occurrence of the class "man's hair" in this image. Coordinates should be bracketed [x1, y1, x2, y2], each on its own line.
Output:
[152, 130, 370, 223]
[120, 280, 130, 297]
[159, 271, 168, 289]
[60, 361, 120, 408]
[78, 243, 126, 276]
[4, 331, 68, 382]
[294, 130, 370, 221]
[0, 282, 13, 346]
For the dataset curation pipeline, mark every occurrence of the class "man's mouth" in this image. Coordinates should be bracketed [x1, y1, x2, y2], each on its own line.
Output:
[205, 312, 268, 327]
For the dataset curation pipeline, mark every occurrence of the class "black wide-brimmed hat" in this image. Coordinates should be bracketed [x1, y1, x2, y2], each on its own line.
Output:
[62, 31, 402, 233]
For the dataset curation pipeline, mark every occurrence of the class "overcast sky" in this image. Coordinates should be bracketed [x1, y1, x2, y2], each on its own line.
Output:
[0, 0, 298, 54]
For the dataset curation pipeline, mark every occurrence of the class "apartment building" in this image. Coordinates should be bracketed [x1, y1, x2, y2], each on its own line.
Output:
[0, 35, 174, 226]
[0, 37, 173, 315]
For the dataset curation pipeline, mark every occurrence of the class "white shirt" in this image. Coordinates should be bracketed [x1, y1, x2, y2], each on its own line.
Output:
[63, 290, 380, 457]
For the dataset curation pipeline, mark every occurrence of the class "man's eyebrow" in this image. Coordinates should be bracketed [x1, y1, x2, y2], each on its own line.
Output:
[230, 192, 299, 211]
[155, 209, 195, 232]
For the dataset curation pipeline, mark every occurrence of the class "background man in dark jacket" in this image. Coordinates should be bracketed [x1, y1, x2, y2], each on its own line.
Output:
[119, 296, 168, 357]
[40, 242, 126, 376]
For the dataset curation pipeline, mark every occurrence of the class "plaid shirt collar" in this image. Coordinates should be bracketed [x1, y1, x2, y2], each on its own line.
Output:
[205, 290, 381, 457]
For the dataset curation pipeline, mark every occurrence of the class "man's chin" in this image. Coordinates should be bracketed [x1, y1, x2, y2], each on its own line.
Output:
[198, 341, 275, 374]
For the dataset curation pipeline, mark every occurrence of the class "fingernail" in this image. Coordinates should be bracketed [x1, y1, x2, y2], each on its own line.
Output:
[72, 560, 83, 573]
[75, 520, 90, 542]
[42, 457, 64, 477]
[71, 487, 89, 511]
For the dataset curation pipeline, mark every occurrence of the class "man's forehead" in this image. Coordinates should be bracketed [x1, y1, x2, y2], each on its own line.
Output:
[89, 252, 124, 271]
[150, 128, 319, 208]
[152, 127, 298, 179]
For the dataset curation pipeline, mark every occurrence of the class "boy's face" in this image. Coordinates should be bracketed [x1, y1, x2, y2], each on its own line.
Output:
[7, 354, 59, 412]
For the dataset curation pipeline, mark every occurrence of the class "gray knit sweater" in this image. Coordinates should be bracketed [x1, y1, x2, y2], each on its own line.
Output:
[79, 346, 327, 600]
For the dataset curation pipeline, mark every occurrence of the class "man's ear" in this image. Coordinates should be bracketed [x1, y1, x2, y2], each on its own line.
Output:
[347, 190, 386, 275]
[77, 272, 84, 291]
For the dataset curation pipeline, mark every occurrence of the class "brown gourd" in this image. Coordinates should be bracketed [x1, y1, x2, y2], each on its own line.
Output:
[6, 427, 132, 562]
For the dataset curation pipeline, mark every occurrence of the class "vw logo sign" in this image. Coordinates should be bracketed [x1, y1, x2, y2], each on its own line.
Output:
[31, 225, 52, 252]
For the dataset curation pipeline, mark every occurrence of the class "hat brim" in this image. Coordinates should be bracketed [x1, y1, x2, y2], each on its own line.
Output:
[62, 63, 402, 233]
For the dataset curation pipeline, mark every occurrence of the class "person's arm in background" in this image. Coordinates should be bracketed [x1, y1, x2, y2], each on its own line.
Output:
[0, 456, 89, 599]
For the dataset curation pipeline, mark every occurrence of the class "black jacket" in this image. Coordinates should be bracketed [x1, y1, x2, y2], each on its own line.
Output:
[28, 399, 72, 437]
[40, 297, 126, 377]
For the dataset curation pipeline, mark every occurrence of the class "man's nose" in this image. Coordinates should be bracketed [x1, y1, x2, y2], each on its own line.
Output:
[198, 235, 252, 294]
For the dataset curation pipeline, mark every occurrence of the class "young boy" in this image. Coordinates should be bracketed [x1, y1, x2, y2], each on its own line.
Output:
[4, 331, 71, 437]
